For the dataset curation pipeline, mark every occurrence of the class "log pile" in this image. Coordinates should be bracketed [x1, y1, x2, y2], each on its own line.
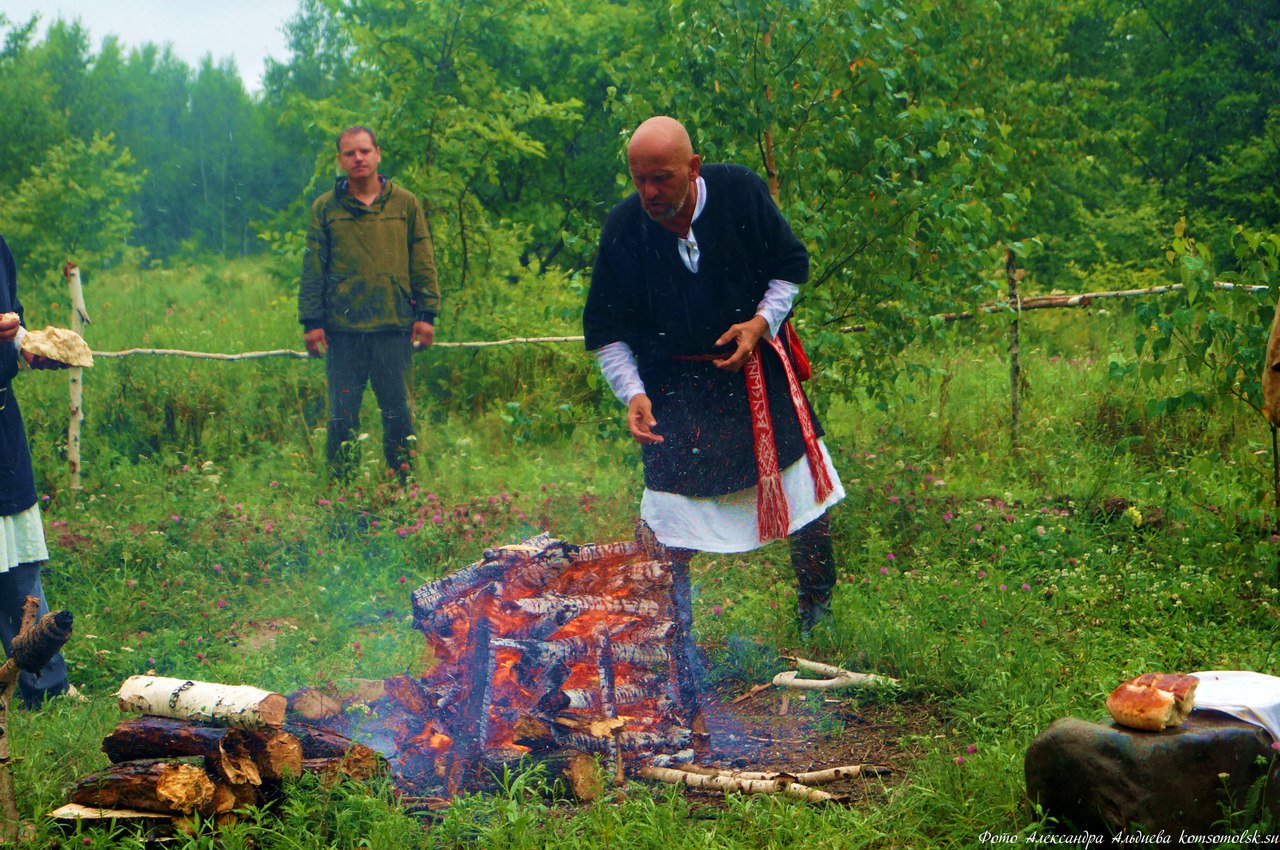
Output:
[50, 675, 384, 836]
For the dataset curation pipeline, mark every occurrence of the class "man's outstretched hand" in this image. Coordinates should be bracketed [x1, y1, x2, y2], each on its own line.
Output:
[627, 393, 664, 444]
[712, 315, 769, 372]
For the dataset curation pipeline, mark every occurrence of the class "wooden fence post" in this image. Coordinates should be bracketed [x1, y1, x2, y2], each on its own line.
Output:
[1007, 249, 1021, 453]
[63, 262, 89, 490]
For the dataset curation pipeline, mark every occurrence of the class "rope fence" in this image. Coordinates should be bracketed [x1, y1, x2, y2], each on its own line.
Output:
[84, 281, 1269, 361]
[45, 263, 1275, 488]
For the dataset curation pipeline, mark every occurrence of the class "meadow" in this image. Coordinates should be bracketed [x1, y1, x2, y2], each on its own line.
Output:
[6, 258, 1279, 848]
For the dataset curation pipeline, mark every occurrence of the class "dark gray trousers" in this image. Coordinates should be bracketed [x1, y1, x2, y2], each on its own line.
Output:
[325, 330, 415, 479]
[0, 562, 69, 708]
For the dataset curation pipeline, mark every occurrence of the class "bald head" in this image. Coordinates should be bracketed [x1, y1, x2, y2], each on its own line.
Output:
[627, 116, 700, 225]
[628, 116, 694, 161]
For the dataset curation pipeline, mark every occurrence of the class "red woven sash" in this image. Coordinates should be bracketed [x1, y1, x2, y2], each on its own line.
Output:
[743, 331, 834, 542]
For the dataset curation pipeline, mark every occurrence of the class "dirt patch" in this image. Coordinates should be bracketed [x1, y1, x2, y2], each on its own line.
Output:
[691, 684, 949, 806]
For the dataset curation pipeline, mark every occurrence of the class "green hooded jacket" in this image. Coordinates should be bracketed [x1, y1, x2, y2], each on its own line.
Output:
[298, 176, 440, 333]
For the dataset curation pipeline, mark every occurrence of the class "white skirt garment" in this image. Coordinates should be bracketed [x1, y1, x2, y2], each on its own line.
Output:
[1, 502, 49, 572]
[641, 439, 846, 554]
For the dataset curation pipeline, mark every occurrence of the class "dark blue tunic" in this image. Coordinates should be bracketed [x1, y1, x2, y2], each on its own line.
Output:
[0, 235, 36, 517]
[583, 164, 823, 497]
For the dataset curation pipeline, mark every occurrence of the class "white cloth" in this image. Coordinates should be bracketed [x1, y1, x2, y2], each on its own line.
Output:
[641, 440, 845, 554]
[1, 501, 49, 573]
[1191, 670, 1280, 743]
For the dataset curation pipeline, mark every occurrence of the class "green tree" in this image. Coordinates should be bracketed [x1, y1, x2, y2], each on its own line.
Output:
[0, 132, 144, 288]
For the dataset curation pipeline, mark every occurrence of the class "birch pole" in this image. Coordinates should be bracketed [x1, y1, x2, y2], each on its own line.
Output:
[1006, 249, 1021, 453]
[63, 262, 90, 490]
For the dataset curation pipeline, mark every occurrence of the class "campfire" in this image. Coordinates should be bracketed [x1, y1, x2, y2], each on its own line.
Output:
[307, 530, 702, 796]
[34, 529, 894, 834]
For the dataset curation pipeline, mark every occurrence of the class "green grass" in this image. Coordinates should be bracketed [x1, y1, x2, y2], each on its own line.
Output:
[6, 258, 1280, 847]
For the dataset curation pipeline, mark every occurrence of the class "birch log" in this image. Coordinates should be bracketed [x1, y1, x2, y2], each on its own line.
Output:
[116, 676, 287, 729]
[638, 765, 841, 803]
[64, 262, 89, 489]
[672, 763, 889, 785]
[772, 656, 898, 689]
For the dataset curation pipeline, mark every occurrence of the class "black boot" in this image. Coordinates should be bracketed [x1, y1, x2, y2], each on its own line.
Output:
[790, 512, 837, 635]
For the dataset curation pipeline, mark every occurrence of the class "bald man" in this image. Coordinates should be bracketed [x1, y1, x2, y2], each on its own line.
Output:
[583, 117, 845, 639]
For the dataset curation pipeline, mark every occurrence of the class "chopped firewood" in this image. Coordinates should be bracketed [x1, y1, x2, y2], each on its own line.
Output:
[117, 676, 287, 729]
[301, 745, 386, 786]
[730, 683, 773, 705]
[673, 763, 890, 785]
[284, 721, 373, 760]
[2, 597, 74, 843]
[100, 715, 302, 785]
[11, 609, 73, 674]
[68, 760, 218, 815]
[563, 752, 606, 802]
[287, 687, 343, 720]
[638, 765, 844, 803]
[48, 802, 174, 825]
[772, 656, 899, 689]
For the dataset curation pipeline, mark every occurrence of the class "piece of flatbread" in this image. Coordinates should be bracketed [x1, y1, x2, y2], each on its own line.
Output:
[1106, 672, 1198, 731]
[20, 325, 94, 367]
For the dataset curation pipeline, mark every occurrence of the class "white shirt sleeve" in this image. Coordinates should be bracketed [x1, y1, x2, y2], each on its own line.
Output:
[756, 279, 800, 338]
[594, 341, 646, 405]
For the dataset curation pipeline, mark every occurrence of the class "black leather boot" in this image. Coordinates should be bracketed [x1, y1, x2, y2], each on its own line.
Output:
[791, 512, 837, 635]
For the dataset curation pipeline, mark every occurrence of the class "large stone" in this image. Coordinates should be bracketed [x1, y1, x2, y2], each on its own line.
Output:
[1025, 712, 1280, 836]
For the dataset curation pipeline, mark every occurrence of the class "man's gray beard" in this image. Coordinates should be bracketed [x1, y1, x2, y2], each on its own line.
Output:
[644, 187, 688, 222]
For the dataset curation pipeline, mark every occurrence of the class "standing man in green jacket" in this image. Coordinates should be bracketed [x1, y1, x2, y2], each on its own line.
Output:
[299, 126, 440, 481]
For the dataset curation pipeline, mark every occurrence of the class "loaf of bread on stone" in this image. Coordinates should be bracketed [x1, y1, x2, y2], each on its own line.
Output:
[1106, 672, 1198, 731]
[19, 325, 93, 367]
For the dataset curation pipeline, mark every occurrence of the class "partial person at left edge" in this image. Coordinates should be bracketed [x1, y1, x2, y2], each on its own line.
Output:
[0, 232, 72, 709]
[298, 125, 441, 483]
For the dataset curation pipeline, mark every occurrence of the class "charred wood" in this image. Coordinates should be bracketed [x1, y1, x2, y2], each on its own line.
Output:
[68, 760, 222, 816]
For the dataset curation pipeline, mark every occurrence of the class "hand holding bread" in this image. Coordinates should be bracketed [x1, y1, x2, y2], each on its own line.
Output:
[20, 326, 93, 368]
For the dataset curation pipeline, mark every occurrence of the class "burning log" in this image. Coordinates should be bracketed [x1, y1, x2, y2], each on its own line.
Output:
[67, 760, 226, 816]
[101, 716, 301, 783]
[638, 765, 844, 803]
[509, 592, 660, 619]
[117, 675, 287, 729]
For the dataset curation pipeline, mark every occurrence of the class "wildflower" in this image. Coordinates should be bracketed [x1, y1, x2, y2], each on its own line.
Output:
[954, 756, 965, 765]
[270, 481, 279, 488]
[317, 498, 331, 507]
[943, 511, 954, 523]
[999, 584, 1007, 592]
[216, 599, 227, 609]
[171, 515, 181, 523]
[1036, 525, 1046, 536]
[886, 552, 896, 562]
[399, 576, 408, 585]
[977, 570, 987, 579]
[973, 523, 983, 532]
[1021, 583, 1031, 591]
[711, 605, 723, 617]
[397, 528, 409, 537]
[966, 744, 977, 754]
[124, 579, 137, 589]
[881, 566, 889, 575]
[1124, 505, 1143, 527]
[353, 641, 362, 652]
